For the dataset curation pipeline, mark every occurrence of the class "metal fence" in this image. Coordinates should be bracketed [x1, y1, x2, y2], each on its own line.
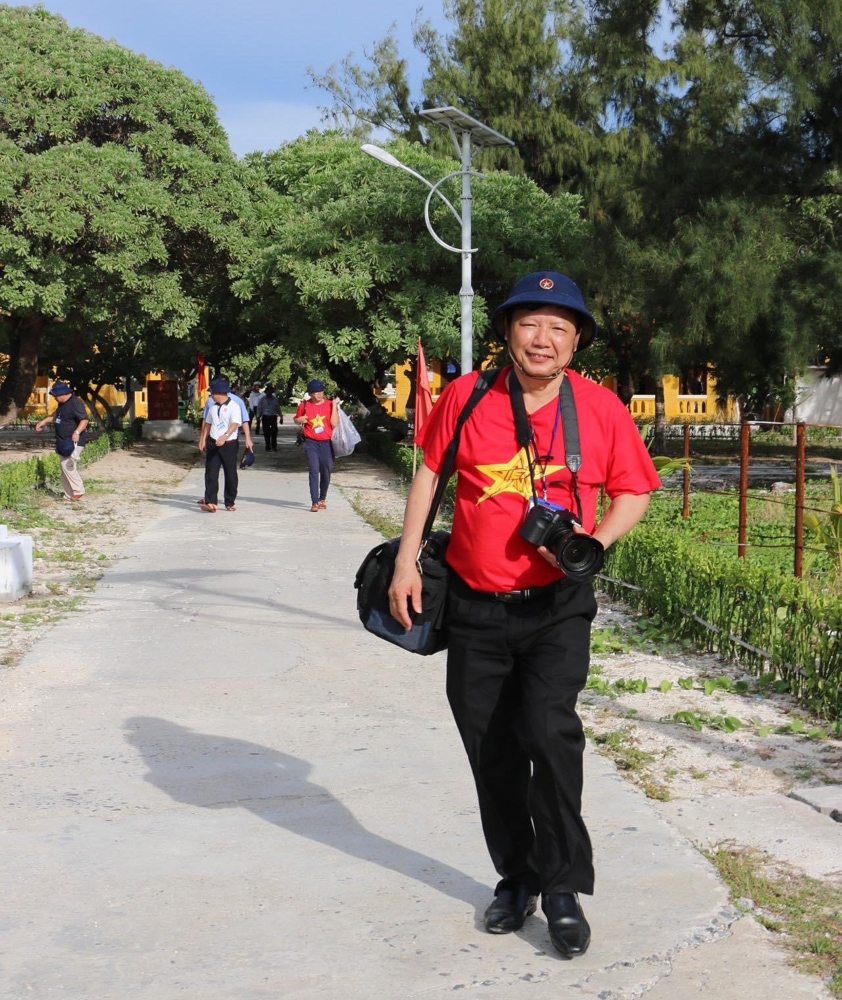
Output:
[663, 420, 840, 578]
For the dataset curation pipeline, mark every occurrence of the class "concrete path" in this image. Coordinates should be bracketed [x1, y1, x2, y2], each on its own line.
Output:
[0, 428, 830, 999]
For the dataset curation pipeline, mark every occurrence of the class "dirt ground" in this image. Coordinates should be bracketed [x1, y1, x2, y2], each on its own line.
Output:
[3, 439, 840, 804]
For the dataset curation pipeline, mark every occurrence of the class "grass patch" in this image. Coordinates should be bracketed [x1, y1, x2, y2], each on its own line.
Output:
[345, 492, 403, 539]
[586, 726, 671, 801]
[706, 844, 842, 996]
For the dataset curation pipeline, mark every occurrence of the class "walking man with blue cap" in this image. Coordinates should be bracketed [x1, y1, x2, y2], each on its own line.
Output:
[35, 380, 89, 501]
[388, 272, 661, 958]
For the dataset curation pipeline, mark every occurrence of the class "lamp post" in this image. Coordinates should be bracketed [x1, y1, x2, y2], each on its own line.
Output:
[362, 106, 513, 375]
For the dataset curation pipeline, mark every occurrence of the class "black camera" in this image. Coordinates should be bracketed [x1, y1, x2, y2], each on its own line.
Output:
[519, 499, 604, 581]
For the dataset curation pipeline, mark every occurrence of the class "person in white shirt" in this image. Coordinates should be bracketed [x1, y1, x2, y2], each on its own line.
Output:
[198, 378, 242, 512]
[247, 382, 265, 434]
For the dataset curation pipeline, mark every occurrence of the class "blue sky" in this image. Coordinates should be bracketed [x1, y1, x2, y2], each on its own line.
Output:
[15, 0, 449, 155]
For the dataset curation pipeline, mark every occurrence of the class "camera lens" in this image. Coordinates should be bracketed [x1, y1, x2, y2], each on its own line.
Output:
[556, 532, 604, 580]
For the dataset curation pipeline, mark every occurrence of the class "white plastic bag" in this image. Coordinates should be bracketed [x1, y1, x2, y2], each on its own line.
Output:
[332, 405, 362, 457]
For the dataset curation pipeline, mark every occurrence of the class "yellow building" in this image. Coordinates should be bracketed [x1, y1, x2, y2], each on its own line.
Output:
[381, 360, 736, 423]
[23, 373, 163, 420]
[602, 372, 737, 422]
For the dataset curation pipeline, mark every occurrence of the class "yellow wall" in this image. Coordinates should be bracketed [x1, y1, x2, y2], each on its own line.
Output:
[23, 373, 162, 419]
[602, 373, 737, 421]
[377, 358, 446, 417]
[383, 362, 737, 422]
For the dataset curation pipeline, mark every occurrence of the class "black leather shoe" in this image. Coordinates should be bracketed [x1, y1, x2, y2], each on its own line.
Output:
[483, 884, 538, 934]
[542, 892, 591, 958]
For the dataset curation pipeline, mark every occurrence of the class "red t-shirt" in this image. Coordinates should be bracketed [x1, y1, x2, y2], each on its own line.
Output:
[416, 366, 661, 592]
[296, 399, 333, 441]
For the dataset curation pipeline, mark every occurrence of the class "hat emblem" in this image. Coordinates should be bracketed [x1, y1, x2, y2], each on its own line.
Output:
[539, 277, 554, 290]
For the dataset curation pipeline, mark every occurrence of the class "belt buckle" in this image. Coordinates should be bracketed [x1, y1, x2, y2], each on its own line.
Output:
[495, 589, 528, 603]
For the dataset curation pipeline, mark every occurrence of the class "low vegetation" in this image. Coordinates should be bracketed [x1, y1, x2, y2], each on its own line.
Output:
[707, 845, 842, 998]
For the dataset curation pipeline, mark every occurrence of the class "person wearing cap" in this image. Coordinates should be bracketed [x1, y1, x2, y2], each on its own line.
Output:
[199, 379, 254, 473]
[198, 378, 242, 512]
[35, 381, 90, 501]
[387, 272, 660, 958]
[293, 379, 340, 512]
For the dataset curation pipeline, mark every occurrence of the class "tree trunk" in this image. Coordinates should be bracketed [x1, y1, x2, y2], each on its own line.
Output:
[0, 315, 43, 426]
[323, 360, 380, 406]
[652, 380, 667, 454]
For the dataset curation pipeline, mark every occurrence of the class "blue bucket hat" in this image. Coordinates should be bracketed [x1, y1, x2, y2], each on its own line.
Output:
[56, 437, 76, 457]
[243, 449, 255, 467]
[491, 272, 598, 350]
[307, 379, 325, 393]
[209, 377, 230, 395]
[50, 381, 73, 396]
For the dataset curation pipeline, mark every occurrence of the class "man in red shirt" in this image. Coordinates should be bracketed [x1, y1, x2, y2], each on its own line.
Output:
[388, 272, 660, 959]
[294, 379, 340, 512]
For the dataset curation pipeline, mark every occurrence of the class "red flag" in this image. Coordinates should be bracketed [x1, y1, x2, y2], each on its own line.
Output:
[196, 352, 207, 392]
[415, 339, 434, 436]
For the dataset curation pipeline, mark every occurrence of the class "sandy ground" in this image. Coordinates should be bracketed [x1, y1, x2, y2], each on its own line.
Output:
[4, 438, 840, 820]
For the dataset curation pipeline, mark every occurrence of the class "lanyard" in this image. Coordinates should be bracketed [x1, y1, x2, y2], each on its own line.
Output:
[529, 398, 562, 500]
[509, 372, 584, 522]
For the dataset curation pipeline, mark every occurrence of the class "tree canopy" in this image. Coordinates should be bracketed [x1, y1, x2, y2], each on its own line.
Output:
[0, 5, 253, 423]
[236, 131, 589, 402]
[312, 0, 842, 414]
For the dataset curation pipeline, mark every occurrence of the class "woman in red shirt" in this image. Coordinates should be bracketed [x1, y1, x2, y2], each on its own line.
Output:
[294, 379, 340, 511]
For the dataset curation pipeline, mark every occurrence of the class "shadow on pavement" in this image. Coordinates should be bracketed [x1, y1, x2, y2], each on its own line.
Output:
[125, 716, 489, 910]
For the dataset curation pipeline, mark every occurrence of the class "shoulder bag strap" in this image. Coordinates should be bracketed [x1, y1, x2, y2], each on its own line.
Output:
[420, 368, 501, 541]
[560, 376, 584, 522]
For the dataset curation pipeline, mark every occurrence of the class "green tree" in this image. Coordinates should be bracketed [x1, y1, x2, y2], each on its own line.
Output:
[0, 6, 252, 424]
[238, 131, 589, 402]
[312, 0, 842, 414]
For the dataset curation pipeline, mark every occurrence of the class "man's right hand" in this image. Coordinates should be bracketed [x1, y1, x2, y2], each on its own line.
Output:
[388, 561, 423, 631]
[35, 421, 45, 432]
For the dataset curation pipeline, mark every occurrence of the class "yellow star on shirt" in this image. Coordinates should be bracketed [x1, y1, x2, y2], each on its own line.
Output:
[475, 448, 566, 504]
[310, 413, 326, 430]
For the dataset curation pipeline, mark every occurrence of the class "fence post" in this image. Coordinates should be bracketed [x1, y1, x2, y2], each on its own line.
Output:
[738, 420, 749, 559]
[682, 422, 690, 519]
[794, 421, 805, 578]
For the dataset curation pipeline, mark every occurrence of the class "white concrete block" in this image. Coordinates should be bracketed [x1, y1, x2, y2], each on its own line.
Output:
[141, 420, 196, 442]
[0, 524, 33, 602]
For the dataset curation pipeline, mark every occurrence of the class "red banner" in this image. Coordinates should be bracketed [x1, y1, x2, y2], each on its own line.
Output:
[196, 353, 207, 393]
[415, 339, 433, 436]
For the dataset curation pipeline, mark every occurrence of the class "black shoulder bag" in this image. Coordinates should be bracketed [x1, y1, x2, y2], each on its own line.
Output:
[354, 369, 500, 655]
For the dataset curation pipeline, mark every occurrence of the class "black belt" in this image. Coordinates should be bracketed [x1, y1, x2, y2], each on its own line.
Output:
[451, 575, 564, 604]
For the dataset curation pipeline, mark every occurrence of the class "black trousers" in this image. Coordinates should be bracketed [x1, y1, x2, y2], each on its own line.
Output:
[263, 414, 278, 450]
[445, 575, 598, 896]
[204, 439, 239, 507]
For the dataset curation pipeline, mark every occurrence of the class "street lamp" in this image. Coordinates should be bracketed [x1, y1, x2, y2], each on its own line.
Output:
[361, 106, 513, 375]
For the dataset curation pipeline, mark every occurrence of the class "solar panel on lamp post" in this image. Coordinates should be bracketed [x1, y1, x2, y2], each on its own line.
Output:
[361, 106, 513, 376]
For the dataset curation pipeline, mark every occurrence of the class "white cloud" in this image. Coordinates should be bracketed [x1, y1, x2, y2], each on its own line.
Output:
[216, 100, 327, 156]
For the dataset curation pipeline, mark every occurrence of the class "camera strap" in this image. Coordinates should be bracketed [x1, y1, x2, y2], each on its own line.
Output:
[420, 368, 502, 542]
[509, 372, 584, 523]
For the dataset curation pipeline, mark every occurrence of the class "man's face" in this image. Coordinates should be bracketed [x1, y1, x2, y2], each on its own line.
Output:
[53, 393, 72, 403]
[310, 390, 325, 403]
[210, 392, 229, 404]
[506, 306, 580, 379]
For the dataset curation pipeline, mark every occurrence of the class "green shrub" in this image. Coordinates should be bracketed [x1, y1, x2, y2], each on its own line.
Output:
[361, 434, 456, 509]
[0, 426, 139, 510]
[601, 527, 842, 721]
